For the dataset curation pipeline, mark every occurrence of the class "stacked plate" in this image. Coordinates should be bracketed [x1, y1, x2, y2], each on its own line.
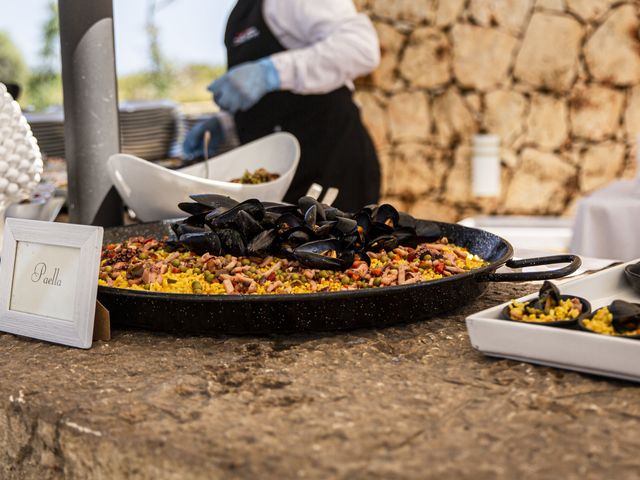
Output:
[25, 101, 183, 162]
[24, 110, 66, 158]
[119, 100, 179, 161]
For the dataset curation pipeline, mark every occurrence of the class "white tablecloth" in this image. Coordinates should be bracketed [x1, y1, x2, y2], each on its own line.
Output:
[570, 179, 640, 261]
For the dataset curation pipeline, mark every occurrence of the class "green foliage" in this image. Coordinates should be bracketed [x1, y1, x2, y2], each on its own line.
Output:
[118, 64, 224, 103]
[24, 0, 60, 111]
[0, 31, 28, 85]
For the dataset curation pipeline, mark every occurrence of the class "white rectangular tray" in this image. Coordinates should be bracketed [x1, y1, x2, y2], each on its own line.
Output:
[466, 260, 640, 383]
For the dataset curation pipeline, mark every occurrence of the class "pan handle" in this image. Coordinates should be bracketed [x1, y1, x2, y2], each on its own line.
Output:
[480, 255, 582, 282]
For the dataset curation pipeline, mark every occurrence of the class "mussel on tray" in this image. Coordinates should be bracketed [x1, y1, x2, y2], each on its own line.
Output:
[503, 281, 591, 327]
[579, 300, 640, 338]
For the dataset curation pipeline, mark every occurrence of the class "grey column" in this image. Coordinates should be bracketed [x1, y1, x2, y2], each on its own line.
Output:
[58, 0, 123, 226]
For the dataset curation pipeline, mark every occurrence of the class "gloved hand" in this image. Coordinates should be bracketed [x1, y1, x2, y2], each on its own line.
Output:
[182, 116, 225, 161]
[209, 57, 280, 114]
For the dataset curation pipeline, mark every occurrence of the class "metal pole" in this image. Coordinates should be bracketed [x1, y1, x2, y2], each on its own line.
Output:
[58, 0, 123, 226]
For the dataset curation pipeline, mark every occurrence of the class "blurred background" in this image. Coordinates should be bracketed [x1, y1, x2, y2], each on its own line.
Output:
[1, 0, 640, 253]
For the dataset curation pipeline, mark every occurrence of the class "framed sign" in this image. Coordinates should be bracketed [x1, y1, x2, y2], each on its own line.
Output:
[0, 218, 103, 348]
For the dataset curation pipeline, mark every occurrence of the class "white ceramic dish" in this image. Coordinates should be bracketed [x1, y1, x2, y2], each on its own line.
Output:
[466, 261, 640, 383]
[108, 132, 300, 222]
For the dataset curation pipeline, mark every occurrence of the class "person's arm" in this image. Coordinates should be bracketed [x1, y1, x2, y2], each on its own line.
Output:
[264, 0, 380, 94]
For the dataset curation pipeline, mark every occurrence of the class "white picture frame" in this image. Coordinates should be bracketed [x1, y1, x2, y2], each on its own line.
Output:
[0, 218, 104, 349]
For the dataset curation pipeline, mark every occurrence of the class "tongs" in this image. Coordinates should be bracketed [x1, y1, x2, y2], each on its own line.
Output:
[305, 183, 339, 206]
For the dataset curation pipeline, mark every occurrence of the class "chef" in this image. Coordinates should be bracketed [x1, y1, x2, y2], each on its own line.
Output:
[183, 0, 381, 211]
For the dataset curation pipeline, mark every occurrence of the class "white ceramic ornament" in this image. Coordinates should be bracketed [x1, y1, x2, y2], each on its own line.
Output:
[0, 83, 44, 245]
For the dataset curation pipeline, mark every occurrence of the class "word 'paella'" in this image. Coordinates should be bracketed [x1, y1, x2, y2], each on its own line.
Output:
[99, 237, 486, 295]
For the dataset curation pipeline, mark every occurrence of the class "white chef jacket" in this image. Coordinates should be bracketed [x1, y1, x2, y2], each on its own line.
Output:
[260, 0, 380, 94]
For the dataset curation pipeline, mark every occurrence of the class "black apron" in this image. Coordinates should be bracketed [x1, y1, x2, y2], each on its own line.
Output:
[225, 0, 380, 212]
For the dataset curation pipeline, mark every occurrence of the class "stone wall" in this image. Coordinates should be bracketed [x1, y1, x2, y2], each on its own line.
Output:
[354, 0, 640, 221]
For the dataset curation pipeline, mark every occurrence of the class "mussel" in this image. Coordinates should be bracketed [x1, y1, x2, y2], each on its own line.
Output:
[293, 239, 351, 270]
[610, 300, 640, 334]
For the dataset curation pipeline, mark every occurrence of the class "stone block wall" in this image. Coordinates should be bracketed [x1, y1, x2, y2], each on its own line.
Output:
[354, 0, 640, 221]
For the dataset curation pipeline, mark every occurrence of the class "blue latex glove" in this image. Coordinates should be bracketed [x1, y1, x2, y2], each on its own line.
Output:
[182, 116, 224, 161]
[209, 57, 280, 114]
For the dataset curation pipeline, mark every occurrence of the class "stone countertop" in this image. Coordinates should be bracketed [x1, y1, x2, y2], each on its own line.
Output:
[1, 282, 639, 480]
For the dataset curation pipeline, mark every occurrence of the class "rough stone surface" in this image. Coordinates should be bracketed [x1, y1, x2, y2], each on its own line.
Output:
[468, 0, 534, 34]
[443, 145, 472, 204]
[370, 22, 406, 91]
[484, 90, 528, 146]
[584, 5, 640, 86]
[535, 0, 565, 12]
[526, 94, 569, 150]
[435, 0, 465, 27]
[386, 143, 447, 197]
[503, 149, 576, 214]
[570, 84, 625, 141]
[408, 197, 458, 222]
[624, 86, 640, 139]
[370, 0, 437, 24]
[400, 27, 451, 89]
[5, 283, 640, 479]
[355, 91, 389, 150]
[514, 13, 583, 92]
[579, 142, 626, 192]
[452, 25, 519, 91]
[387, 91, 431, 143]
[432, 89, 477, 147]
[566, 0, 611, 22]
[356, 1, 638, 219]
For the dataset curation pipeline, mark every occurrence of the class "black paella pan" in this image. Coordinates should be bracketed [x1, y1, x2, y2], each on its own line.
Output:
[97, 219, 581, 335]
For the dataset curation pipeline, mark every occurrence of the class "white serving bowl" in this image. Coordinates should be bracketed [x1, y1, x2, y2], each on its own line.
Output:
[108, 132, 300, 222]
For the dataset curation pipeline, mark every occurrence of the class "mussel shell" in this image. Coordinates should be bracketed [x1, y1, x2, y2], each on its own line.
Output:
[287, 229, 312, 246]
[247, 229, 277, 256]
[610, 300, 640, 334]
[312, 221, 336, 237]
[334, 217, 358, 235]
[304, 204, 317, 227]
[178, 202, 212, 216]
[206, 198, 265, 229]
[183, 212, 208, 227]
[373, 204, 400, 230]
[298, 196, 327, 222]
[293, 239, 345, 270]
[189, 194, 239, 210]
[277, 212, 305, 233]
[178, 231, 222, 256]
[367, 235, 399, 252]
[504, 295, 591, 328]
[324, 207, 347, 221]
[217, 228, 246, 257]
[393, 227, 418, 247]
[530, 281, 562, 311]
[174, 224, 207, 238]
[235, 209, 264, 240]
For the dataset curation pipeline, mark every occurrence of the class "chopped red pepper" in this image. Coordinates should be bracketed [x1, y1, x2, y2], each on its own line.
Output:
[370, 268, 383, 277]
[435, 262, 445, 274]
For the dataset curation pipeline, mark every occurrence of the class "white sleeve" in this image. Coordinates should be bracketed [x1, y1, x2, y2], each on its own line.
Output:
[263, 0, 380, 95]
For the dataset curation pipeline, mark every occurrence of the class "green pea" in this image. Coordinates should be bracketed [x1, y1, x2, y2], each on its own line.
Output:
[341, 276, 351, 285]
[138, 252, 148, 260]
[241, 258, 251, 266]
[192, 280, 202, 292]
[193, 267, 202, 275]
[104, 265, 112, 273]
[171, 259, 180, 268]
[180, 266, 188, 272]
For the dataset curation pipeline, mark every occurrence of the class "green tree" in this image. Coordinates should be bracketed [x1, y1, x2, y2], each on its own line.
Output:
[0, 31, 28, 86]
[26, 0, 61, 110]
[146, 0, 177, 97]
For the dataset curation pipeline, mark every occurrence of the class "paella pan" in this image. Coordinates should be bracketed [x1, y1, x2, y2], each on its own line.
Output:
[98, 195, 580, 334]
